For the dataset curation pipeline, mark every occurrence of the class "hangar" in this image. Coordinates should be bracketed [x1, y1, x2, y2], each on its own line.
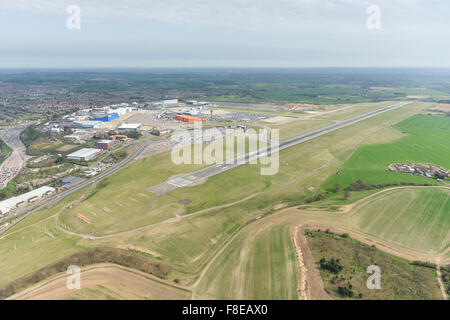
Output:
[66, 148, 102, 161]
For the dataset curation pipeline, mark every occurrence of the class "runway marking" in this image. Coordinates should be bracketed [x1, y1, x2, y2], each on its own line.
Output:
[168, 177, 194, 187]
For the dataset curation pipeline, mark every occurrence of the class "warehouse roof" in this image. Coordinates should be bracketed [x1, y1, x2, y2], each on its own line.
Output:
[67, 148, 101, 158]
[118, 123, 141, 129]
[0, 186, 56, 214]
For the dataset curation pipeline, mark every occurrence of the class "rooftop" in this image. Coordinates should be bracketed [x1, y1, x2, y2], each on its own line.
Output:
[118, 123, 141, 129]
[67, 148, 101, 158]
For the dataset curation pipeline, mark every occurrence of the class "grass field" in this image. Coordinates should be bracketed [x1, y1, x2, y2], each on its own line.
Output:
[344, 187, 449, 254]
[323, 114, 450, 192]
[0, 217, 82, 287]
[306, 230, 443, 300]
[267, 118, 332, 140]
[195, 223, 297, 299]
[314, 101, 395, 121]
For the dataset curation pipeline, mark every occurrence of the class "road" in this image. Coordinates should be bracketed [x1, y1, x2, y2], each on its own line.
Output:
[149, 101, 410, 194]
[0, 122, 33, 189]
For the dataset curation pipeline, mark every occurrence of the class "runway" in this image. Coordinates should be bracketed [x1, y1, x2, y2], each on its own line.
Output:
[148, 101, 410, 195]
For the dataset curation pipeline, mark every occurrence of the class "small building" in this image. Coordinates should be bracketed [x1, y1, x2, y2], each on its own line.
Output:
[117, 123, 142, 132]
[66, 148, 102, 161]
[151, 129, 172, 136]
[163, 99, 179, 106]
[96, 139, 114, 150]
[111, 135, 129, 142]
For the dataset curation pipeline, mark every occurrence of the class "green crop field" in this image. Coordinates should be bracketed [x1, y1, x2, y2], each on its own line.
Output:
[345, 187, 449, 254]
[306, 230, 443, 300]
[323, 114, 450, 191]
[195, 223, 297, 299]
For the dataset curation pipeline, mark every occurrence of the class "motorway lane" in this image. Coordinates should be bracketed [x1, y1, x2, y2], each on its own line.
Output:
[149, 101, 410, 194]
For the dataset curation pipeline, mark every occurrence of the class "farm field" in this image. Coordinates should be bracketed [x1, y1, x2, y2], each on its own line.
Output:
[305, 230, 443, 300]
[343, 187, 449, 255]
[194, 223, 298, 299]
[323, 114, 450, 192]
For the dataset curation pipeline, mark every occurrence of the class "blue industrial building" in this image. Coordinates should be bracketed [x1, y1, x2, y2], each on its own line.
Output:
[90, 112, 119, 122]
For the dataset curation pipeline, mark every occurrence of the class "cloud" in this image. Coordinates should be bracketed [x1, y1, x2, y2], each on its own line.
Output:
[3, 0, 442, 34]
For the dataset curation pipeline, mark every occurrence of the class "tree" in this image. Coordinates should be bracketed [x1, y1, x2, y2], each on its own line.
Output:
[344, 190, 351, 200]
[334, 183, 342, 193]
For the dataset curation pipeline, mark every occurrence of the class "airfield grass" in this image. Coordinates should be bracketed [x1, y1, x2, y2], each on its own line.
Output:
[344, 187, 449, 254]
[58, 150, 207, 234]
[314, 101, 395, 121]
[195, 223, 298, 299]
[0, 218, 82, 287]
[69, 100, 429, 239]
[306, 230, 443, 300]
[268, 118, 333, 140]
[323, 114, 450, 193]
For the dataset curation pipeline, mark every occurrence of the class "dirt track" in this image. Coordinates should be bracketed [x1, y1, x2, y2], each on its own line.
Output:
[292, 225, 331, 300]
[8, 263, 191, 300]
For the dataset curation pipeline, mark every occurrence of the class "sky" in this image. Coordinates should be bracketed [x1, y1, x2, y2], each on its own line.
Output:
[1, 0, 450, 68]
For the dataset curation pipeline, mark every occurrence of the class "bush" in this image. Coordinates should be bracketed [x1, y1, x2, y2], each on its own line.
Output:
[338, 286, 354, 297]
[320, 258, 343, 274]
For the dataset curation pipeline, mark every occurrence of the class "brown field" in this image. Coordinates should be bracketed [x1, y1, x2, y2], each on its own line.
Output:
[8, 263, 191, 300]
[430, 104, 450, 112]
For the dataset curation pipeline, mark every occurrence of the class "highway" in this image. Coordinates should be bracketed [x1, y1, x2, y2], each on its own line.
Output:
[149, 101, 410, 194]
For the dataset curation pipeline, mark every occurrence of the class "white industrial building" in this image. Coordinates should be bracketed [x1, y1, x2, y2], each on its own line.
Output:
[163, 99, 178, 106]
[66, 148, 102, 161]
[117, 123, 142, 132]
[0, 186, 56, 215]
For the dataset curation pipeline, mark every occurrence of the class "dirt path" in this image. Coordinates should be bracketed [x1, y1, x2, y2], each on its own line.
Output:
[437, 265, 449, 300]
[291, 225, 308, 300]
[8, 263, 191, 300]
[292, 225, 331, 300]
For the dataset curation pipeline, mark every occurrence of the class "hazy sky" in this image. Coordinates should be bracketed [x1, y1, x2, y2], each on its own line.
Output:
[1, 0, 450, 68]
